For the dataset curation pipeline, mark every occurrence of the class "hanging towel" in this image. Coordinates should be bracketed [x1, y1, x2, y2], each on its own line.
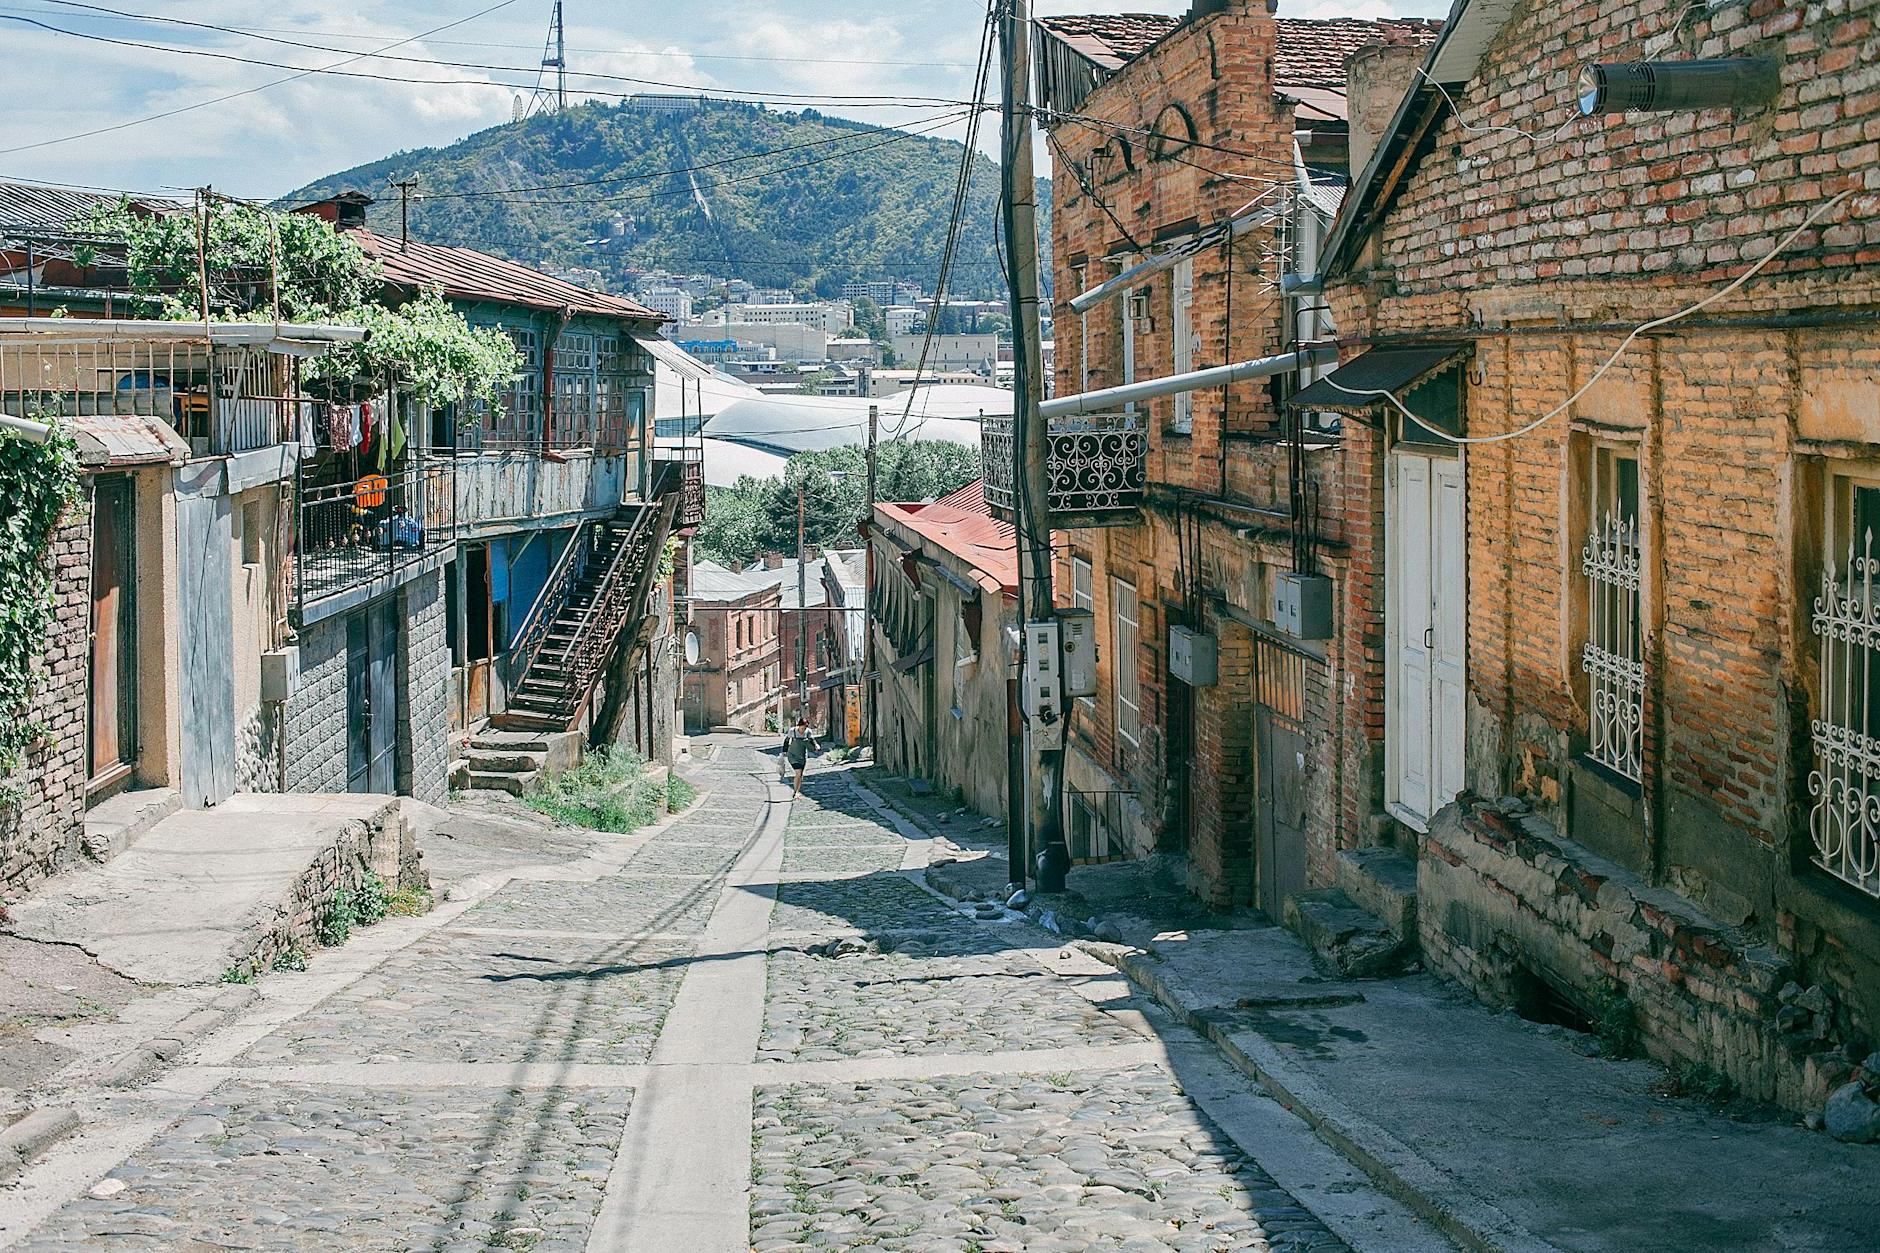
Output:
[387, 396, 407, 466]
[298, 403, 317, 455]
[358, 400, 374, 458]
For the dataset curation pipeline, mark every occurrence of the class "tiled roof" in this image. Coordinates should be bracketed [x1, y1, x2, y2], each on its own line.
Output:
[877, 479, 1017, 595]
[1036, 13, 1179, 71]
[1275, 17, 1442, 88]
[1037, 12, 1442, 88]
[352, 230, 660, 322]
[0, 180, 184, 230]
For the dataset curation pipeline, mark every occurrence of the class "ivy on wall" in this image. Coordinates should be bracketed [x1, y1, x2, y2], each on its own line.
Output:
[0, 421, 82, 789]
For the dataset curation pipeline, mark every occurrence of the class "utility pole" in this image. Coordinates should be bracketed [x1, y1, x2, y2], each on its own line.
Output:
[1001, 0, 1068, 891]
[796, 480, 809, 719]
[864, 404, 879, 755]
[554, 0, 567, 111]
[392, 178, 417, 248]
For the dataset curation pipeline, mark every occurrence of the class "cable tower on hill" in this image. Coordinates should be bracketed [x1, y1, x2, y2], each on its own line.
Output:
[520, 0, 567, 119]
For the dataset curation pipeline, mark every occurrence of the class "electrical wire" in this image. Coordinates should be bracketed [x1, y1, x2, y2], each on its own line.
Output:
[1320, 189, 1861, 446]
[0, 0, 525, 156]
[0, 8, 971, 110]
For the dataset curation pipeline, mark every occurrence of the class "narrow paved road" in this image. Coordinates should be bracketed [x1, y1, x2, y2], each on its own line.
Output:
[5, 737, 1448, 1252]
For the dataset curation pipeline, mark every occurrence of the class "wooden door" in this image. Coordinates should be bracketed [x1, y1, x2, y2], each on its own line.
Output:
[177, 480, 235, 807]
[88, 476, 136, 783]
[1254, 638, 1309, 918]
[346, 612, 371, 793]
[346, 602, 400, 794]
[1387, 451, 1466, 824]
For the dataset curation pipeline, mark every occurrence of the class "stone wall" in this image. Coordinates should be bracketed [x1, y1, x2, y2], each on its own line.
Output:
[234, 703, 281, 794]
[0, 504, 91, 903]
[398, 569, 451, 804]
[235, 800, 428, 976]
[282, 611, 350, 794]
[1423, 797, 1861, 1113]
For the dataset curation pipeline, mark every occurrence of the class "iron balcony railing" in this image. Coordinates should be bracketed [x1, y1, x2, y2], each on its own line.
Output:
[295, 461, 454, 609]
[981, 410, 1147, 521]
[655, 445, 706, 531]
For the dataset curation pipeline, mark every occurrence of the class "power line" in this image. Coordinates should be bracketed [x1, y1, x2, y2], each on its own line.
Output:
[4, 5, 969, 109]
[0, 0, 525, 157]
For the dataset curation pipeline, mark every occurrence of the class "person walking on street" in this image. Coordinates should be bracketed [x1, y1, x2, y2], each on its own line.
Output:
[783, 715, 817, 796]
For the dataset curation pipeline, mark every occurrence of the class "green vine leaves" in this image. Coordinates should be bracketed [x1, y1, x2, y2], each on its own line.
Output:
[0, 421, 82, 790]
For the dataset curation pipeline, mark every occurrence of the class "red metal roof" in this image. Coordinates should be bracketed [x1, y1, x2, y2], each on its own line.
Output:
[877, 479, 1018, 596]
[1037, 12, 1441, 89]
[352, 230, 660, 322]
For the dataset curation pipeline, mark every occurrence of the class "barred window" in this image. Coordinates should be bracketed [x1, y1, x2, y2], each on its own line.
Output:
[1808, 474, 1880, 898]
[1072, 556, 1094, 711]
[1581, 447, 1642, 781]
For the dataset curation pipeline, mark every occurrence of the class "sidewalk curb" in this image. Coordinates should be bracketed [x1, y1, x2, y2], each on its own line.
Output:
[1088, 944, 1562, 1253]
[0, 1108, 81, 1182]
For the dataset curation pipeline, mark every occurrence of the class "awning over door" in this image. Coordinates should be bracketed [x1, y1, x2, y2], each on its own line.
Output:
[1285, 343, 1469, 414]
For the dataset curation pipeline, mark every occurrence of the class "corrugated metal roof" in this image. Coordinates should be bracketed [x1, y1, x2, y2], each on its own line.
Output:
[876, 479, 1017, 595]
[65, 411, 190, 467]
[352, 230, 660, 322]
[0, 181, 185, 230]
[689, 558, 784, 601]
[1286, 343, 1467, 412]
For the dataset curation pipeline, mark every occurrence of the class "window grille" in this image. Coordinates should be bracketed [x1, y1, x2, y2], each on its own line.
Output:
[1808, 480, 1880, 898]
[1113, 577, 1141, 747]
[1581, 450, 1643, 781]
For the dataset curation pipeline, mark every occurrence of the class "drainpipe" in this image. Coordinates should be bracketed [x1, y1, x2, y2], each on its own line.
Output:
[0, 412, 54, 443]
[1040, 347, 1338, 418]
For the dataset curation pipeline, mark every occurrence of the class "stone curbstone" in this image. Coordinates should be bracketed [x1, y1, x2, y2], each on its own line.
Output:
[1086, 943, 1565, 1253]
[0, 1107, 81, 1182]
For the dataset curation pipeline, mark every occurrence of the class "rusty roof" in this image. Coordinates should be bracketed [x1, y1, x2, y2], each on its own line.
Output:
[0, 180, 185, 231]
[877, 479, 1017, 596]
[65, 411, 190, 467]
[1037, 12, 1442, 89]
[352, 230, 660, 322]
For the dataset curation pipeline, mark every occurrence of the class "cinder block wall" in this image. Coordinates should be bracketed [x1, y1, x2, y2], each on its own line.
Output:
[398, 569, 451, 804]
[283, 612, 350, 794]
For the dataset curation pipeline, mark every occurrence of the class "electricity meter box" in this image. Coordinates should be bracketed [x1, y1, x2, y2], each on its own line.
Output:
[1168, 624, 1218, 686]
[1022, 620, 1066, 748]
[1058, 608, 1097, 697]
[1274, 572, 1333, 641]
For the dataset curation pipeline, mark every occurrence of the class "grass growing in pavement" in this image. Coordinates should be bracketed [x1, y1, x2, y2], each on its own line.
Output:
[525, 747, 664, 834]
[667, 773, 699, 813]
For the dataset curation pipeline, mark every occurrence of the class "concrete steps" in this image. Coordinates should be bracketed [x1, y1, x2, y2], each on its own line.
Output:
[1284, 888, 1414, 979]
[82, 787, 181, 863]
[1336, 845, 1419, 938]
[452, 727, 582, 795]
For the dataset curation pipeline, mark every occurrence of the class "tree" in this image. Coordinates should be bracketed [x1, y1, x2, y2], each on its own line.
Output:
[851, 296, 886, 341]
[693, 440, 981, 568]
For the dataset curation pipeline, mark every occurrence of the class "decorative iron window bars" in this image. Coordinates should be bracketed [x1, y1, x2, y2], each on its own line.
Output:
[981, 411, 1147, 516]
[1808, 537, 1880, 899]
[1581, 512, 1644, 781]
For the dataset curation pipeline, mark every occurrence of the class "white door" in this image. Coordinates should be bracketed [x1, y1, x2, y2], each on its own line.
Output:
[1388, 451, 1465, 825]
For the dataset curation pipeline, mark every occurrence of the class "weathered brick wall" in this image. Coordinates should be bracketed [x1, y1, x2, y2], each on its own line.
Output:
[283, 612, 350, 794]
[398, 569, 451, 804]
[0, 504, 90, 902]
[1323, 0, 1880, 1095]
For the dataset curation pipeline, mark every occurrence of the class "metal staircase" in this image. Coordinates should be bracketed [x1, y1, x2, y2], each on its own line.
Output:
[494, 497, 673, 733]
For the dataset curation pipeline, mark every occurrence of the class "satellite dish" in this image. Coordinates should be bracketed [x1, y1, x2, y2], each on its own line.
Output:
[684, 630, 701, 664]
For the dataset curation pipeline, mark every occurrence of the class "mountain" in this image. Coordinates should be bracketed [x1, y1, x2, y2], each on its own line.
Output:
[281, 100, 1041, 301]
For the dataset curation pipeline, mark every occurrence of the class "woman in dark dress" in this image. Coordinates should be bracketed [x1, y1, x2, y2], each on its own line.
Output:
[783, 715, 817, 796]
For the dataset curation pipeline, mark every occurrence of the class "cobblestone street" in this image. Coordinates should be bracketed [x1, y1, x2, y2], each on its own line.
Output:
[1, 739, 1446, 1252]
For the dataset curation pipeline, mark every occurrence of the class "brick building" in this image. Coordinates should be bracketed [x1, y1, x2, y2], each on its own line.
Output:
[1315, 0, 1880, 1111]
[1032, 4, 1437, 909]
[682, 560, 784, 733]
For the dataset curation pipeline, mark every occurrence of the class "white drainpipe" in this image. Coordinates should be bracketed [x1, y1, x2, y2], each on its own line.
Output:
[1039, 347, 1338, 419]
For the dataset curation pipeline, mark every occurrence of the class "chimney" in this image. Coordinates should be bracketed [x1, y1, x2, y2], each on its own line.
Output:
[290, 190, 375, 232]
[762, 553, 784, 569]
[1345, 39, 1426, 178]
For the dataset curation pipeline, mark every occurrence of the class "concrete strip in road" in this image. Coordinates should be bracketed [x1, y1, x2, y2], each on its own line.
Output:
[588, 782, 790, 1253]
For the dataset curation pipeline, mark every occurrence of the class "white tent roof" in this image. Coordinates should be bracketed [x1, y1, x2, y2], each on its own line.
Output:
[701, 383, 1008, 457]
[698, 436, 790, 486]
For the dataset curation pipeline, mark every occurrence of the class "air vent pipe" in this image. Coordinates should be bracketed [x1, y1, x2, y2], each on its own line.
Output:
[1576, 58, 1781, 115]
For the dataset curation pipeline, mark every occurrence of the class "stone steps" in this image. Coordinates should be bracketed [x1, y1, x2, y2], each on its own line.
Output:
[1283, 888, 1413, 979]
[1336, 845, 1419, 938]
[81, 787, 181, 864]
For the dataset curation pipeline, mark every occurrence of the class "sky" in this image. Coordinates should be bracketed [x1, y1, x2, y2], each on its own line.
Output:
[0, 0, 1449, 202]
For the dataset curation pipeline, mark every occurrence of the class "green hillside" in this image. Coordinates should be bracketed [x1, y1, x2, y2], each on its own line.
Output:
[281, 100, 1037, 300]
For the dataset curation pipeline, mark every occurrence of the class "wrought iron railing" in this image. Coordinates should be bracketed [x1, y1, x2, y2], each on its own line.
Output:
[295, 462, 454, 609]
[506, 519, 595, 685]
[1808, 544, 1880, 899]
[981, 411, 1147, 518]
[655, 446, 705, 530]
[1581, 513, 1643, 781]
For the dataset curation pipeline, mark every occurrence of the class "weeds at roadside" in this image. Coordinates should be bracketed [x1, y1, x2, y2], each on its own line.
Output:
[525, 747, 662, 833]
[387, 885, 433, 917]
[667, 773, 699, 813]
[272, 946, 309, 972]
[218, 965, 255, 985]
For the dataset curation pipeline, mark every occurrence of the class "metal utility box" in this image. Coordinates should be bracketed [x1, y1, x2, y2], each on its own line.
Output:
[1168, 624, 1218, 686]
[1274, 572, 1333, 640]
[1059, 608, 1097, 697]
[1023, 620, 1066, 749]
[260, 645, 301, 703]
